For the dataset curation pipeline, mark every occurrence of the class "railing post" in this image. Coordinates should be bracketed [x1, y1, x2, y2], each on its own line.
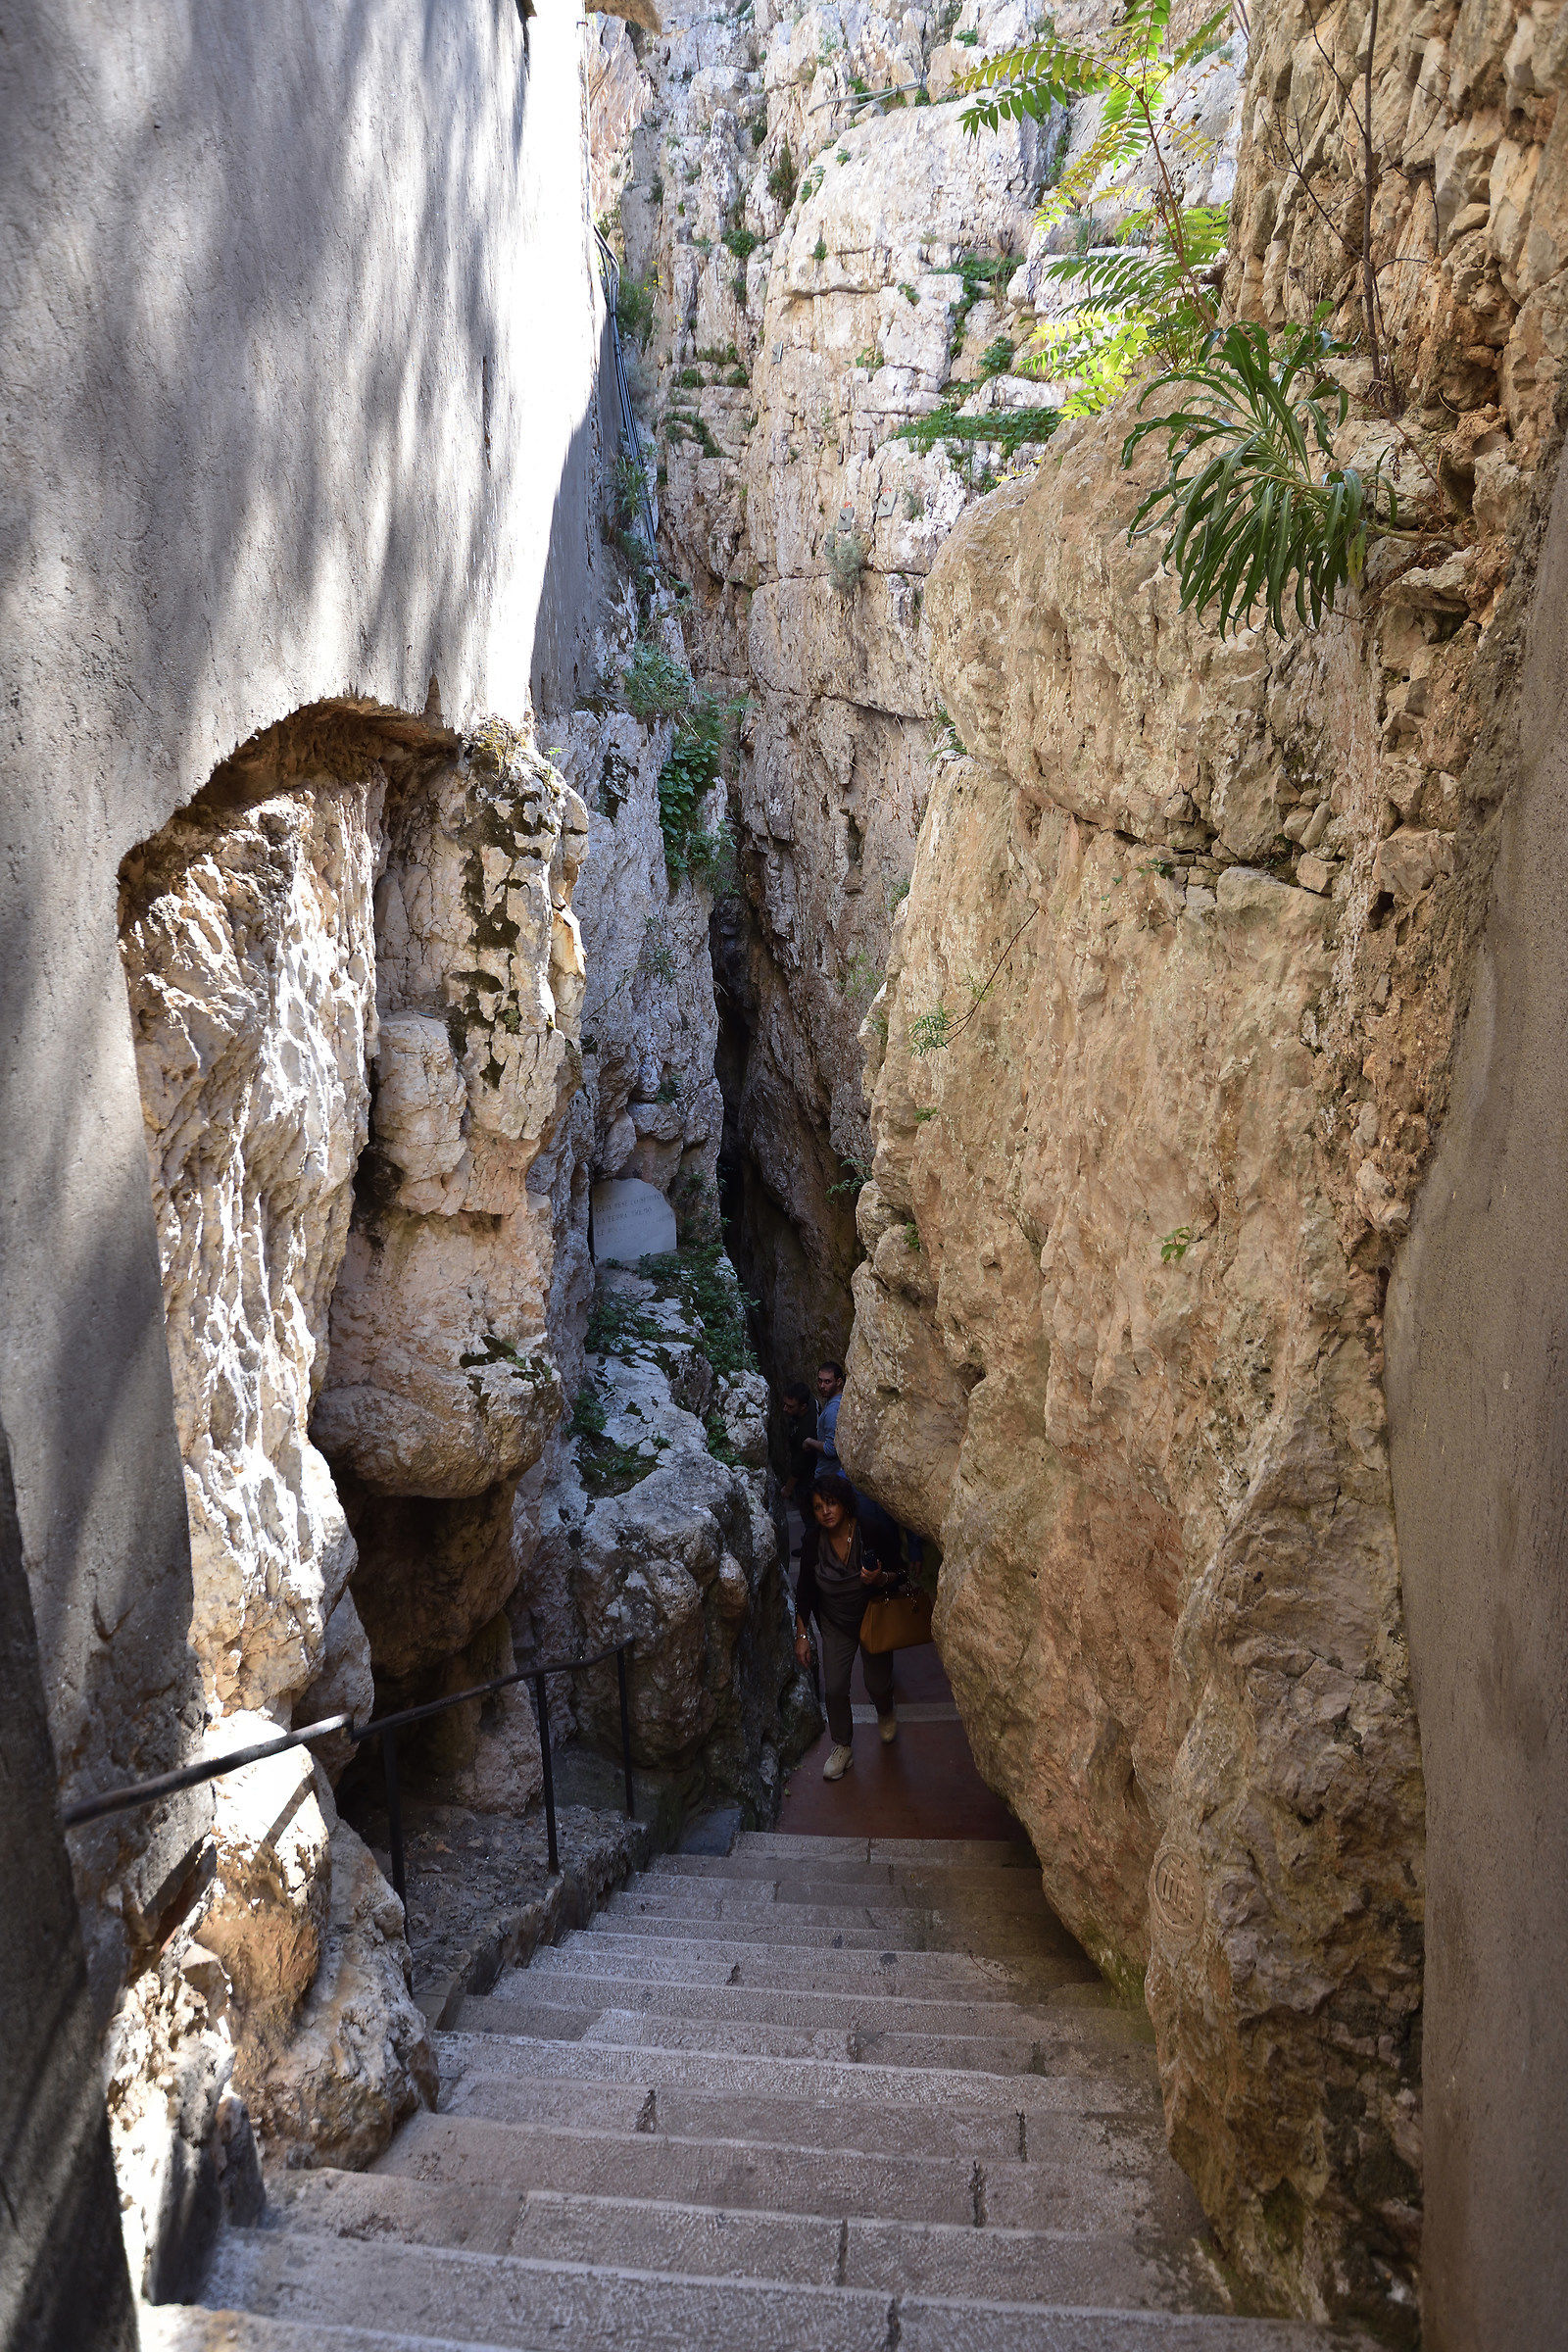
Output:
[616, 1643, 636, 1822]
[381, 1727, 407, 1912]
[533, 1672, 559, 1875]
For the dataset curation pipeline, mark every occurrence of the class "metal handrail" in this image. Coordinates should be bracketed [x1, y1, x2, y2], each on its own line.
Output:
[61, 1639, 638, 1909]
[593, 225, 659, 550]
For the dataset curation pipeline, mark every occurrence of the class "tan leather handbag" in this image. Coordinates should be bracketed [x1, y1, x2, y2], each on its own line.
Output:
[859, 1590, 934, 1653]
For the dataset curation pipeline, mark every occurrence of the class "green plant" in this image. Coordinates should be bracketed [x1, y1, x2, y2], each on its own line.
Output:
[837, 145, 852, 161]
[639, 1244, 758, 1378]
[569, 1379, 609, 1437]
[694, 234, 712, 255]
[979, 334, 1015, 377]
[913, 1105, 939, 1123]
[827, 1152, 874, 1200]
[823, 524, 868, 593]
[837, 947, 883, 1002]
[654, 1072, 681, 1103]
[613, 450, 651, 527]
[904, 1221, 921, 1250]
[1124, 318, 1408, 637]
[724, 224, 760, 261]
[621, 642, 694, 718]
[908, 1004, 955, 1055]
[855, 344, 885, 371]
[733, 270, 750, 305]
[767, 140, 800, 207]
[616, 274, 658, 351]
[650, 172, 664, 205]
[896, 403, 1062, 460]
[677, 365, 704, 387]
[1159, 1224, 1193, 1263]
[956, 25, 979, 43]
[899, 281, 919, 305]
[727, 366, 749, 386]
[812, 234, 828, 263]
[658, 688, 747, 879]
[641, 914, 679, 983]
[960, 0, 1232, 412]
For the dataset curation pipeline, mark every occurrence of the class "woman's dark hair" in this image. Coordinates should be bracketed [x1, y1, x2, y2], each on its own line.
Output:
[818, 1359, 846, 1384]
[783, 1380, 811, 1405]
[811, 1472, 858, 1517]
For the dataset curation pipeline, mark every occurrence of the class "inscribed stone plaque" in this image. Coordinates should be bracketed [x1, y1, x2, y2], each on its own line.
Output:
[592, 1177, 677, 1264]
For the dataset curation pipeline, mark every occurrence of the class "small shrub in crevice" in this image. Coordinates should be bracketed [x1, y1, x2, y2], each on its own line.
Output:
[639, 1244, 759, 1379]
[823, 525, 868, 594]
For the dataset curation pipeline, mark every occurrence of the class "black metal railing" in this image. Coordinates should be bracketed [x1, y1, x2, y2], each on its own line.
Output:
[61, 1641, 637, 1912]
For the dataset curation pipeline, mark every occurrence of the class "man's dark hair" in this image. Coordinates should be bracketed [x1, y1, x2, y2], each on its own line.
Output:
[818, 1360, 846, 1384]
[811, 1472, 858, 1517]
[783, 1381, 811, 1405]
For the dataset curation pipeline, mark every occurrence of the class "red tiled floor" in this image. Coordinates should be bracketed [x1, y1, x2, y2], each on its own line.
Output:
[778, 1641, 1024, 1842]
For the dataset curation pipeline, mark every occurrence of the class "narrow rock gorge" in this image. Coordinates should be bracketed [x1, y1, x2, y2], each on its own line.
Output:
[5, 0, 1566, 2344]
[589, 0, 1568, 2332]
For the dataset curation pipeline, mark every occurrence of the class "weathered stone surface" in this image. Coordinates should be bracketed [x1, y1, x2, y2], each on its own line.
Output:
[513, 1266, 819, 1814]
[241, 1811, 435, 2171]
[121, 776, 381, 1722]
[315, 728, 584, 1502]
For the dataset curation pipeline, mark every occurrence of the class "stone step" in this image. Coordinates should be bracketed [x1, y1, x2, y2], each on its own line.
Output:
[205, 2228, 1360, 2350]
[434, 2030, 1160, 2120]
[639, 1855, 1054, 1909]
[594, 1896, 1091, 1959]
[374, 2108, 1185, 2234]
[604, 1887, 1077, 1948]
[453, 1999, 1157, 2081]
[528, 1940, 1146, 2038]
[731, 1834, 1036, 1869]
[467, 1968, 1091, 2040]
[533, 1932, 1102, 2001]
[270, 2170, 1230, 2312]
[142, 2310, 492, 2352]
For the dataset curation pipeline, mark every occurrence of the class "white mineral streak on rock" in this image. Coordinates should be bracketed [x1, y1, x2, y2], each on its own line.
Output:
[121, 779, 382, 1719]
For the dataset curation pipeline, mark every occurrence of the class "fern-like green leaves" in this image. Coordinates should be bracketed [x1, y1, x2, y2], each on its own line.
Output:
[1124, 319, 1396, 637]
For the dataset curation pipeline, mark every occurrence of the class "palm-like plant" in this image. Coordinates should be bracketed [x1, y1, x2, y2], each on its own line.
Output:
[1124, 318, 1400, 636]
[961, 0, 1233, 412]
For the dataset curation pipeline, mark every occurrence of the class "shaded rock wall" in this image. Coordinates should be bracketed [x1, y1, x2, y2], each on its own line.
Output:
[3, 0, 611, 2303]
[839, 0, 1567, 2329]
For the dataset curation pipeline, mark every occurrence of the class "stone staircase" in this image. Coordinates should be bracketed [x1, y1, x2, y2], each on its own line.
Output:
[148, 1833, 1372, 2351]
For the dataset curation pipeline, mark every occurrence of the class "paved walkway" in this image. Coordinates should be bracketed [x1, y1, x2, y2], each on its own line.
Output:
[781, 1627, 1023, 1843]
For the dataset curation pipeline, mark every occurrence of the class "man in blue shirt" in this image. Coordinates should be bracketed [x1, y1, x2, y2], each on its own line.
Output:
[804, 1359, 845, 1477]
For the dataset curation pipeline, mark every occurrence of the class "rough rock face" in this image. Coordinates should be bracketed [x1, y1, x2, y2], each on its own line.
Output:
[316, 724, 586, 1512]
[838, 0, 1568, 2326]
[612, 0, 1092, 1370]
[120, 776, 380, 1725]
[115, 737, 434, 2278]
[511, 659, 820, 1804]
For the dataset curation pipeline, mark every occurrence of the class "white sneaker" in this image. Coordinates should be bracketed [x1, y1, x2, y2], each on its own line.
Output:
[822, 1742, 854, 1781]
[879, 1710, 898, 1744]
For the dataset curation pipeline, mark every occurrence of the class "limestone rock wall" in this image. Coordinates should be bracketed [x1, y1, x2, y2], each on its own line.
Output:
[509, 595, 820, 1806]
[608, 0, 1066, 1368]
[838, 0, 1568, 2328]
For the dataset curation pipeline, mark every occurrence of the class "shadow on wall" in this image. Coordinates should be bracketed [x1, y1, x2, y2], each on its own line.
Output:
[0, 0, 606, 2018]
[0, 1419, 137, 2352]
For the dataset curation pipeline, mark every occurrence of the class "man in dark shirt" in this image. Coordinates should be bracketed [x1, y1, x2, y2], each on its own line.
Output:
[802, 1359, 845, 1477]
[779, 1380, 815, 1501]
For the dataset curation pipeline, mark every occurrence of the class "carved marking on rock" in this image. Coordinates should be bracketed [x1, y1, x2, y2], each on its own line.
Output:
[1149, 1843, 1205, 1950]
